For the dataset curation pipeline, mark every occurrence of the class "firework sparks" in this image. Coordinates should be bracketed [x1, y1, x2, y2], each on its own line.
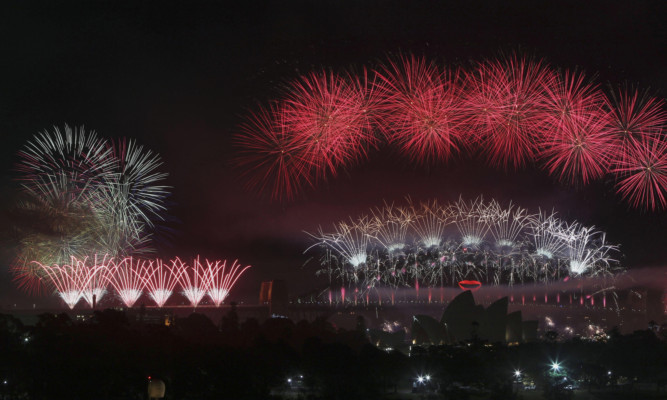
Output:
[235, 55, 666, 209]
[32, 257, 100, 309]
[12, 126, 171, 291]
[377, 55, 468, 164]
[107, 257, 146, 308]
[141, 258, 183, 308]
[612, 132, 667, 210]
[464, 54, 553, 169]
[307, 197, 622, 293]
[177, 257, 212, 307]
[203, 259, 252, 306]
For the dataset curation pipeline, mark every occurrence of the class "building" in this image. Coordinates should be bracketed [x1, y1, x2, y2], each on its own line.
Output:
[412, 290, 538, 345]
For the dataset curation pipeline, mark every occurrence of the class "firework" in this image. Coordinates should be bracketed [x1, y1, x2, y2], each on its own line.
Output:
[487, 200, 530, 251]
[560, 225, 618, 276]
[540, 107, 617, 184]
[13, 126, 114, 291]
[282, 71, 372, 178]
[346, 66, 387, 139]
[235, 103, 316, 200]
[612, 132, 667, 210]
[13, 126, 171, 292]
[527, 211, 570, 259]
[307, 197, 622, 293]
[107, 257, 146, 308]
[464, 54, 553, 169]
[177, 257, 212, 307]
[203, 259, 252, 306]
[370, 203, 414, 252]
[376, 55, 468, 164]
[307, 218, 374, 269]
[80, 254, 113, 307]
[606, 87, 666, 144]
[539, 70, 617, 184]
[11, 201, 101, 294]
[236, 55, 666, 210]
[141, 258, 183, 307]
[16, 125, 115, 205]
[454, 197, 491, 248]
[32, 257, 100, 309]
[410, 199, 454, 248]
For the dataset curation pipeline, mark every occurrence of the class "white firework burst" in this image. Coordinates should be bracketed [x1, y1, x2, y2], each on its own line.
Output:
[410, 199, 454, 248]
[454, 197, 491, 248]
[370, 203, 414, 252]
[527, 210, 571, 259]
[487, 200, 530, 251]
[562, 225, 618, 276]
[308, 217, 373, 268]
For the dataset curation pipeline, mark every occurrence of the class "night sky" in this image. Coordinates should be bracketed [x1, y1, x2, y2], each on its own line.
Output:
[1, 0, 666, 305]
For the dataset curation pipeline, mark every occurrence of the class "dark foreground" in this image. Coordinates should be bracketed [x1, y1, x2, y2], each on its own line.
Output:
[0, 308, 665, 400]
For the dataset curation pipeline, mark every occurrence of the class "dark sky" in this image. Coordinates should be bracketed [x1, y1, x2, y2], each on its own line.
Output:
[1, 0, 666, 305]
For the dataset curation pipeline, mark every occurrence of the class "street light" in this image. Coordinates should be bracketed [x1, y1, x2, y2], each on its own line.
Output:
[551, 362, 560, 372]
[514, 370, 522, 378]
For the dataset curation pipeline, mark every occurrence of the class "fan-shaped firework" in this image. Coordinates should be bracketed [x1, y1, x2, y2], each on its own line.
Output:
[23, 255, 252, 309]
[80, 254, 113, 307]
[306, 197, 621, 295]
[454, 197, 492, 249]
[487, 200, 530, 252]
[527, 210, 570, 259]
[236, 55, 667, 210]
[561, 225, 617, 276]
[370, 203, 415, 252]
[410, 199, 453, 248]
[204, 259, 252, 306]
[12, 126, 171, 293]
[32, 257, 102, 309]
[307, 218, 373, 269]
[141, 258, 183, 307]
[177, 257, 211, 307]
[107, 257, 146, 308]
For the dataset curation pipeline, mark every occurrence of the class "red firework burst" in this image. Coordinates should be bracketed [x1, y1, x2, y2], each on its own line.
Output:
[605, 87, 667, 159]
[376, 55, 468, 164]
[463, 54, 554, 169]
[613, 132, 667, 210]
[540, 107, 616, 184]
[282, 71, 372, 178]
[11, 261, 47, 295]
[235, 103, 316, 201]
[539, 70, 618, 184]
[345, 66, 386, 141]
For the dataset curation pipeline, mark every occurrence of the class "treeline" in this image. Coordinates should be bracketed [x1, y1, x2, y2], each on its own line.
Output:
[0, 309, 665, 400]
